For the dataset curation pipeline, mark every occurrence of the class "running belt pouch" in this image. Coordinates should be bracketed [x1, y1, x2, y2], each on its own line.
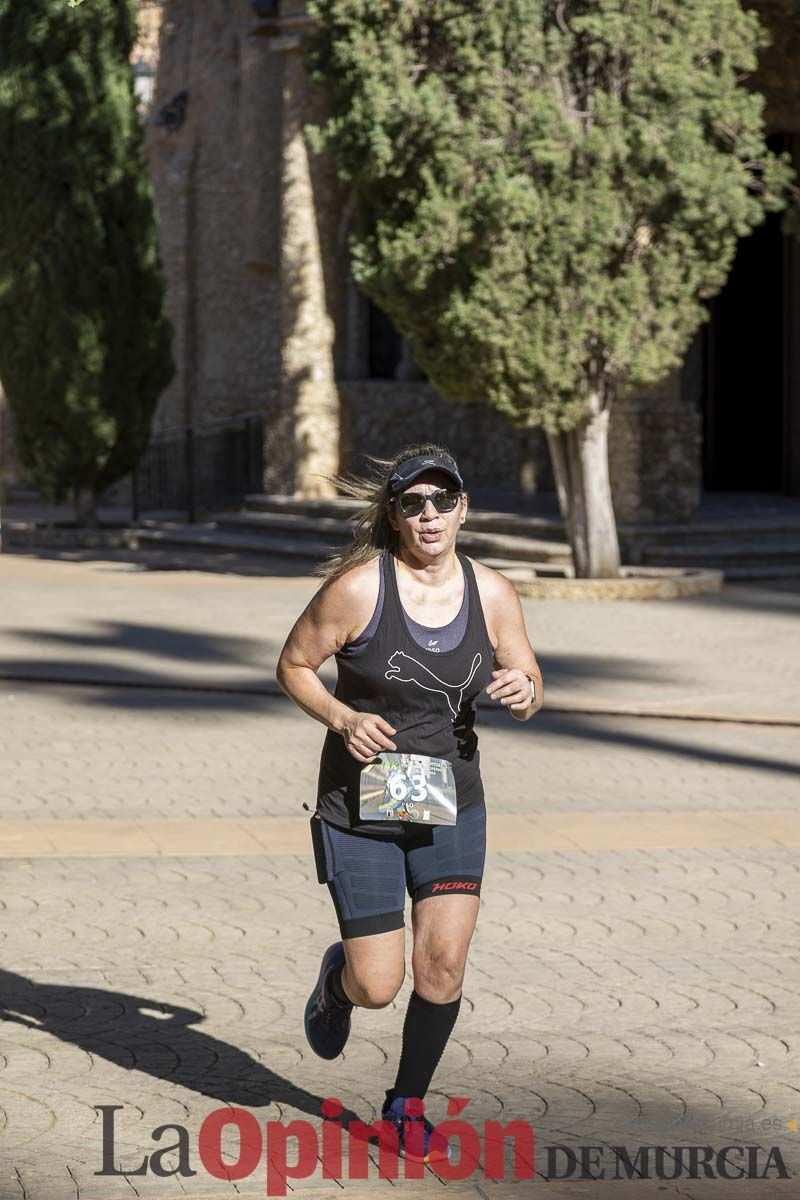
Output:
[359, 753, 457, 825]
[309, 814, 330, 884]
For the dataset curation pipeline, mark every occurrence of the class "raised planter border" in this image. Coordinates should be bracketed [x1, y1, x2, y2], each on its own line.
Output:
[512, 565, 723, 600]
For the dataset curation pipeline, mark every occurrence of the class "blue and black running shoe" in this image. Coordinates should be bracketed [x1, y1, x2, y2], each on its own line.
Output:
[304, 942, 353, 1059]
[379, 1094, 451, 1164]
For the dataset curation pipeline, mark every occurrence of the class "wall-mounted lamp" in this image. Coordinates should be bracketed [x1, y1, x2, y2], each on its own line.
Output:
[132, 57, 155, 111]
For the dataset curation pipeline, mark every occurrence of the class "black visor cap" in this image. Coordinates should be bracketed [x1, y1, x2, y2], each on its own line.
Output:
[388, 454, 464, 495]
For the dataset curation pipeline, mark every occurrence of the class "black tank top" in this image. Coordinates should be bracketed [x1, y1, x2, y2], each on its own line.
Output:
[315, 549, 496, 835]
[339, 548, 469, 655]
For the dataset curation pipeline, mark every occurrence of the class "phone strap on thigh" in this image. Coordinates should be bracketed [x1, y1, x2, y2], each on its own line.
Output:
[309, 814, 332, 884]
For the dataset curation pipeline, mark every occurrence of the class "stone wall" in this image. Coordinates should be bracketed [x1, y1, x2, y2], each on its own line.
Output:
[745, 1, 800, 132]
[608, 371, 703, 523]
[339, 374, 703, 524]
[143, 0, 284, 439]
[142, 1, 343, 496]
[340, 381, 554, 504]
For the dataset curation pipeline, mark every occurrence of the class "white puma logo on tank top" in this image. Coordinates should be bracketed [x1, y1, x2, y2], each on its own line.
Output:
[384, 650, 483, 720]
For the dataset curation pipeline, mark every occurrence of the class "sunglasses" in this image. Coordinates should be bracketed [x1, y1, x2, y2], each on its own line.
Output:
[392, 488, 463, 517]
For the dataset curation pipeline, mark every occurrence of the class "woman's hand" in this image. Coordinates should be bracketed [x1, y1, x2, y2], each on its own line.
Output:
[341, 712, 398, 763]
[485, 668, 534, 713]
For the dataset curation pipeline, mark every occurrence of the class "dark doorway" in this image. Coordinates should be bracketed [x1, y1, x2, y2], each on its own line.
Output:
[368, 300, 404, 379]
[703, 207, 783, 489]
[703, 132, 797, 493]
[367, 299, 428, 381]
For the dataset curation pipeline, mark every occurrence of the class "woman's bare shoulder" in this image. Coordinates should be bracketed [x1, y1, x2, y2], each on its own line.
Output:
[465, 555, 515, 601]
[315, 554, 382, 641]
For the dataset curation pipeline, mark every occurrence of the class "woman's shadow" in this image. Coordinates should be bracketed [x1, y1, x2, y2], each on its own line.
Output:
[0, 968, 360, 1124]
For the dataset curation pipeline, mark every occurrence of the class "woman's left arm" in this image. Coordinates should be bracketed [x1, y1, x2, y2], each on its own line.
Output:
[483, 572, 544, 721]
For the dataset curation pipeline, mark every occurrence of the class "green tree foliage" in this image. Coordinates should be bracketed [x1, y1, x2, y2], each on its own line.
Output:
[305, 0, 795, 574]
[0, 0, 173, 519]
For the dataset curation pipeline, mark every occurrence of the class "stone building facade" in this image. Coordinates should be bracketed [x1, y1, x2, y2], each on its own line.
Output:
[130, 1, 551, 508]
[2, 0, 798, 518]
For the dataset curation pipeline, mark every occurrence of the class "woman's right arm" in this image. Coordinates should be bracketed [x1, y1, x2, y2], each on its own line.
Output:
[276, 573, 397, 763]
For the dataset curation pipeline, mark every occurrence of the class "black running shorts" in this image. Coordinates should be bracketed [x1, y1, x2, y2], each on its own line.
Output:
[309, 801, 486, 939]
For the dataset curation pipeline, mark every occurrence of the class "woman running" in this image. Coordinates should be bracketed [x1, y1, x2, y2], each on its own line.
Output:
[276, 443, 543, 1163]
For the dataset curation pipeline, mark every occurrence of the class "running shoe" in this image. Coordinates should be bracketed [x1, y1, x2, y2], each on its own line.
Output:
[304, 942, 353, 1059]
[380, 1094, 451, 1163]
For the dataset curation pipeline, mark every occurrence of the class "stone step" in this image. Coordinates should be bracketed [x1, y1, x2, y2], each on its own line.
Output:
[214, 509, 572, 564]
[637, 535, 800, 567]
[243, 493, 363, 519]
[136, 524, 335, 560]
[134, 524, 572, 577]
[216, 509, 353, 541]
[242, 492, 566, 539]
[452, 508, 566, 538]
[619, 513, 800, 540]
[477, 557, 574, 579]
[244, 493, 800, 545]
[719, 563, 800, 581]
[49, 520, 799, 580]
[136, 523, 800, 579]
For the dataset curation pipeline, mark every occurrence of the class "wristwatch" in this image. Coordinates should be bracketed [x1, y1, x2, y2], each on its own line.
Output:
[525, 674, 537, 704]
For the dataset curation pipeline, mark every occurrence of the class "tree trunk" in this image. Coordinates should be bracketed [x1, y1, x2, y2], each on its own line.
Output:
[546, 394, 621, 578]
[73, 485, 98, 527]
[268, 48, 339, 499]
[518, 428, 540, 501]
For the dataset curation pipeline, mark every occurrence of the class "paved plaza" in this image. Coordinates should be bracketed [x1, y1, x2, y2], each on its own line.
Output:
[1, 549, 799, 1198]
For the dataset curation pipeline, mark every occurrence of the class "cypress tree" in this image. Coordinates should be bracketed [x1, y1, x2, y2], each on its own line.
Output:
[305, 0, 795, 576]
[0, 0, 173, 523]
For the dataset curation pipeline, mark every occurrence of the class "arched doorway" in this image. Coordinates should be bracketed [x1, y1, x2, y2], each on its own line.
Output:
[703, 132, 800, 495]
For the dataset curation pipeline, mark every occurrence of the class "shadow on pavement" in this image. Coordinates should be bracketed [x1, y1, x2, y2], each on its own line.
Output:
[0, 666, 285, 711]
[481, 708, 800, 781]
[4, 546, 322, 580]
[0, 968, 358, 1122]
[7, 620, 272, 668]
[0, 617, 288, 710]
[671, 578, 800, 619]
[535, 652, 686, 689]
[0, 620, 694, 709]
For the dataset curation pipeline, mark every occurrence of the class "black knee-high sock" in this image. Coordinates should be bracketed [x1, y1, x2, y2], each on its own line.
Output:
[386, 989, 461, 1105]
